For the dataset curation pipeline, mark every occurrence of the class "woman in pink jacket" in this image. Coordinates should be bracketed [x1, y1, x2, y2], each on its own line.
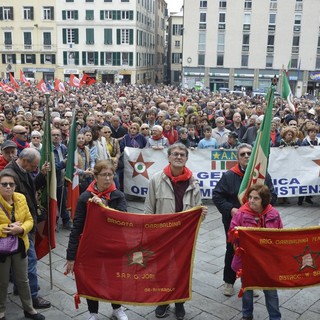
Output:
[229, 184, 282, 320]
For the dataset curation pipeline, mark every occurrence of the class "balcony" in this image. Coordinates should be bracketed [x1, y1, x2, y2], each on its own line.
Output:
[4, 44, 12, 50]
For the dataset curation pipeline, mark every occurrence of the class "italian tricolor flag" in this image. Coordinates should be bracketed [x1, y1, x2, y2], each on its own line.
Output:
[282, 71, 295, 113]
[66, 114, 79, 219]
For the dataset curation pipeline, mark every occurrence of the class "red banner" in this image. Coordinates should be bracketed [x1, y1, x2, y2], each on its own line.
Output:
[74, 203, 202, 305]
[236, 227, 320, 293]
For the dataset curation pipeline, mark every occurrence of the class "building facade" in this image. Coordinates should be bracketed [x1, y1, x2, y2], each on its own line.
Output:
[0, 0, 166, 84]
[182, 0, 320, 96]
[167, 12, 183, 85]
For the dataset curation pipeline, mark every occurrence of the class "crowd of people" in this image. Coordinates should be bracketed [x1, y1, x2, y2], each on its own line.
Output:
[0, 82, 319, 320]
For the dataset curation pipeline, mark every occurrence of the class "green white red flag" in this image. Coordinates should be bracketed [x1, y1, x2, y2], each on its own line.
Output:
[74, 203, 202, 306]
[238, 86, 274, 204]
[35, 102, 57, 259]
[282, 71, 295, 113]
[65, 114, 79, 219]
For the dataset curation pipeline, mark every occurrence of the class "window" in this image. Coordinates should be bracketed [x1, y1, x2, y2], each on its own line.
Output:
[217, 32, 225, 52]
[24, 32, 32, 49]
[219, 1, 226, 8]
[2, 54, 16, 64]
[63, 29, 79, 44]
[241, 55, 249, 67]
[4, 32, 12, 49]
[0, 7, 14, 20]
[173, 24, 182, 36]
[200, 1, 208, 8]
[43, 32, 51, 49]
[172, 53, 181, 64]
[199, 12, 206, 29]
[121, 0, 129, 2]
[122, 11, 129, 20]
[175, 40, 180, 48]
[21, 54, 36, 64]
[266, 55, 273, 68]
[242, 34, 250, 51]
[292, 36, 300, 53]
[86, 0, 94, 2]
[106, 52, 112, 65]
[243, 13, 251, 30]
[43, 7, 54, 20]
[244, 0, 252, 9]
[104, 29, 112, 44]
[63, 51, 79, 65]
[294, 14, 301, 25]
[23, 7, 34, 20]
[219, 12, 226, 29]
[267, 35, 275, 46]
[269, 13, 276, 24]
[68, 52, 76, 64]
[62, 10, 78, 20]
[291, 57, 298, 68]
[121, 29, 129, 44]
[40, 54, 55, 64]
[101, 10, 112, 20]
[86, 28, 94, 44]
[217, 54, 224, 66]
[83, 52, 97, 65]
[66, 0, 74, 2]
[86, 10, 94, 20]
[117, 29, 133, 44]
[270, 0, 277, 10]
[122, 52, 129, 65]
[316, 56, 320, 69]
[198, 53, 205, 66]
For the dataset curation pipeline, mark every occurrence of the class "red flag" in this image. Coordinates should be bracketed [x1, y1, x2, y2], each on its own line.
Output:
[74, 204, 202, 305]
[54, 79, 66, 92]
[234, 227, 320, 295]
[37, 79, 48, 93]
[0, 82, 16, 93]
[80, 73, 88, 87]
[35, 102, 57, 259]
[86, 77, 96, 86]
[69, 74, 80, 87]
[65, 114, 79, 219]
[20, 70, 30, 87]
[9, 73, 19, 89]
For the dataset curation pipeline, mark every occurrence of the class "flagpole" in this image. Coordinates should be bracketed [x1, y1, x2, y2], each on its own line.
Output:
[45, 92, 54, 289]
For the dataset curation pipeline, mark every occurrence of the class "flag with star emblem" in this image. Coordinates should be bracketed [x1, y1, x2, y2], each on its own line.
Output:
[74, 203, 203, 305]
[232, 226, 320, 296]
[238, 85, 274, 204]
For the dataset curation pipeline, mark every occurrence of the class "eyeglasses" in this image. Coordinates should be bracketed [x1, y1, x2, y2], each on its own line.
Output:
[239, 152, 252, 157]
[104, 131, 111, 133]
[171, 152, 187, 158]
[217, 121, 225, 124]
[98, 173, 114, 178]
[32, 123, 40, 126]
[16, 131, 27, 135]
[61, 124, 69, 126]
[52, 134, 61, 137]
[0, 182, 15, 188]
[32, 136, 41, 139]
[141, 128, 149, 130]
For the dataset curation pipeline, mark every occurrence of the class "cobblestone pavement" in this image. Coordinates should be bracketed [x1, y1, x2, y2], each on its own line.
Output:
[4, 197, 320, 320]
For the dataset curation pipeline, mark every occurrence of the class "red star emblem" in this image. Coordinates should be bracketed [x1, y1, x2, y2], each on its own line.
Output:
[252, 163, 265, 183]
[294, 246, 320, 271]
[128, 153, 154, 179]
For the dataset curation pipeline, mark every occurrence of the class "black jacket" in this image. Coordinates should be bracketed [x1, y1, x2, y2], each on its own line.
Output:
[66, 189, 127, 261]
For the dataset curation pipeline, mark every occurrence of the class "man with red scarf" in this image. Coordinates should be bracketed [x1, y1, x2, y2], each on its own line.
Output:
[11, 125, 30, 155]
[212, 143, 277, 297]
[144, 143, 207, 320]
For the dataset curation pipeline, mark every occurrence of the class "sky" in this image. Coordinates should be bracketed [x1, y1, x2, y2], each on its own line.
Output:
[166, 0, 184, 14]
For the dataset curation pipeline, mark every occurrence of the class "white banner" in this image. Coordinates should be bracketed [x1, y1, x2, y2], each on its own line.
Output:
[123, 147, 320, 199]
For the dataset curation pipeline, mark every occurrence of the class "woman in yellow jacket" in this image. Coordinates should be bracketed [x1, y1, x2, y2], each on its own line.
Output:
[0, 170, 45, 320]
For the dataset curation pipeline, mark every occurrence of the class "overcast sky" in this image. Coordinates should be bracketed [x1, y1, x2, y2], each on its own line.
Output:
[166, 0, 183, 13]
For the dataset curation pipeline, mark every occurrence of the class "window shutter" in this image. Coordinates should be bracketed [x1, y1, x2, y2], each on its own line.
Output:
[30, 7, 34, 20]
[75, 52, 79, 65]
[52, 54, 56, 64]
[63, 29, 67, 44]
[1, 55, 5, 64]
[62, 10, 66, 20]
[32, 54, 36, 64]
[12, 54, 16, 64]
[100, 10, 104, 20]
[94, 52, 98, 65]
[129, 29, 133, 45]
[0, 8, 3, 20]
[9, 7, 14, 20]
[74, 29, 79, 44]
[75, 11, 78, 20]
[21, 54, 25, 64]
[117, 10, 121, 20]
[129, 11, 133, 20]
[112, 11, 116, 20]
[63, 52, 67, 65]
[100, 52, 104, 65]
[117, 29, 120, 44]
[129, 52, 133, 66]
[82, 52, 86, 65]
[50, 7, 54, 20]
[40, 54, 44, 64]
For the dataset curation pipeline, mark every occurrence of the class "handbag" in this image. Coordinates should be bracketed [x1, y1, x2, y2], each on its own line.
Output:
[0, 203, 19, 254]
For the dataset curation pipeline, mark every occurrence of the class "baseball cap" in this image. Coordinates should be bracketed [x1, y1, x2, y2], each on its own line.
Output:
[1, 140, 17, 150]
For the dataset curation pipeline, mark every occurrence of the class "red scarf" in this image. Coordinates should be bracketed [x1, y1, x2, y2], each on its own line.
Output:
[86, 181, 117, 202]
[239, 202, 273, 228]
[230, 164, 244, 177]
[12, 138, 30, 150]
[152, 134, 164, 141]
[163, 164, 192, 184]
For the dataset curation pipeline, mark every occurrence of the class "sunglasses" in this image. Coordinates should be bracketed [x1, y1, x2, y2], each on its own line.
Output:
[32, 123, 40, 126]
[239, 152, 252, 157]
[0, 182, 15, 188]
[61, 123, 69, 126]
[16, 131, 27, 135]
[32, 136, 41, 139]
[141, 128, 149, 130]
[104, 131, 111, 133]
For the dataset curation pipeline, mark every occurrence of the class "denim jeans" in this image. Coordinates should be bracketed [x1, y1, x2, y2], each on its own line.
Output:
[27, 235, 39, 298]
[242, 290, 281, 320]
